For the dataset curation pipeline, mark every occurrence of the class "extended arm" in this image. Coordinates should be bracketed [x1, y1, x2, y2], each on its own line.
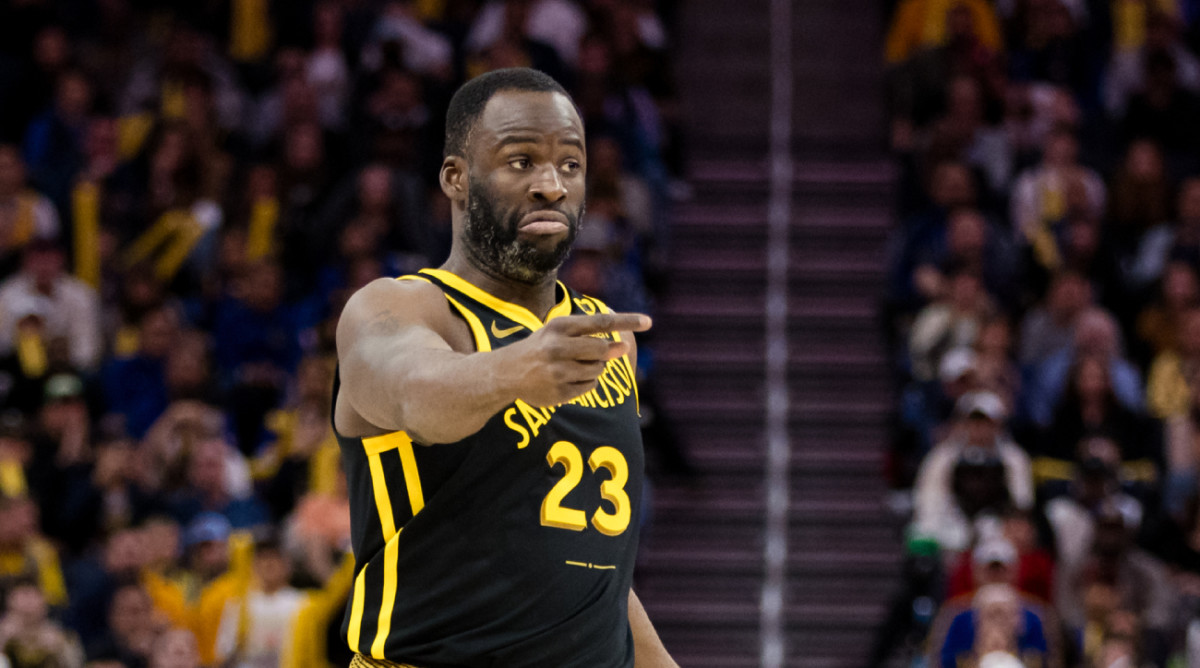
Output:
[629, 589, 677, 668]
[336, 278, 650, 443]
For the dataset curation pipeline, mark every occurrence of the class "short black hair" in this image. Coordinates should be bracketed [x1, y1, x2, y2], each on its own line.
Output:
[443, 68, 570, 159]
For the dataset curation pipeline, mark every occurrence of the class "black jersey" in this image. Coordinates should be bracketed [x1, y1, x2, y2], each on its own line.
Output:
[334, 268, 645, 668]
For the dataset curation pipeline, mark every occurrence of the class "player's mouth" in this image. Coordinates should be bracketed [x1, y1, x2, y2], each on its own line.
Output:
[517, 211, 570, 236]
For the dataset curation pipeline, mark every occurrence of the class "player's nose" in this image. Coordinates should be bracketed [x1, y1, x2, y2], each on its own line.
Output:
[528, 164, 567, 203]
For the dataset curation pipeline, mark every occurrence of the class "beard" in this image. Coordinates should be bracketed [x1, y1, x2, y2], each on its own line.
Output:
[461, 178, 582, 284]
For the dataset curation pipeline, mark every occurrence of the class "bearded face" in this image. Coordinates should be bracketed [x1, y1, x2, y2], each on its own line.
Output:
[461, 175, 582, 284]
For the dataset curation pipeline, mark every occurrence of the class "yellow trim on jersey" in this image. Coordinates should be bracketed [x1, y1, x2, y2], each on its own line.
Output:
[395, 435, 426, 514]
[372, 537, 400, 658]
[347, 564, 368, 651]
[419, 269, 571, 330]
[365, 450, 398, 539]
[591, 297, 640, 414]
[364, 430, 428, 525]
[444, 294, 492, 352]
[396, 273, 493, 352]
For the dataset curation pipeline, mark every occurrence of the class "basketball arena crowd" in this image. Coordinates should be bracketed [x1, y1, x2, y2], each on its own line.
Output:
[0, 1, 682, 666]
[878, 0, 1200, 665]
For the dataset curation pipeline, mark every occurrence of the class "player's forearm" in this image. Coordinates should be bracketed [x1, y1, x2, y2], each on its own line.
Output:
[629, 589, 678, 668]
[383, 346, 526, 444]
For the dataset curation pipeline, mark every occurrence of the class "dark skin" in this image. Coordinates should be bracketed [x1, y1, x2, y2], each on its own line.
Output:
[334, 89, 675, 667]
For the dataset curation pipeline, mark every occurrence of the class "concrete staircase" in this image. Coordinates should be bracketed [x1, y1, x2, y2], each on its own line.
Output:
[633, 1, 903, 666]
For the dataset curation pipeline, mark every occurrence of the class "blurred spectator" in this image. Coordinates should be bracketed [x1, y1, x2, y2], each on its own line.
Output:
[588, 134, 657, 247]
[362, 2, 455, 78]
[279, 553, 356, 668]
[22, 69, 94, 209]
[1003, 84, 1083, 168]
[887, 161, 981, 315]
[0, 579, 84, 668]
[147, 628, 200, 668]
[1023, 308, 1143, 426]
[355, 68, 436, 174]
[1121, 49, 1200, 168]
[945, 511, 1056, 602]
[276, 122, 336, 285]
[1168, 176, 1200, 265]
[0, 495, 67, 611]
[246, 50, 322, 151]
[1045, 444, 1145, 572]
[313, 163, 431, 274]
[213, 260, 304, 454]
[1006, 0, 1092, 101]
[912, 391, 1034, 553]
[118, 22, 245, 134]
[0, 147, 60, 277]
[254, 355, 341, 523]
[889, 3, 1005, 140]
[0, 25, 74, 144]
[973, 317, 1022, 412]
[908, 267, 994, 383]
[1041, 357, 1160, 468]
[885, 0, 1004, 65]
[306, 3, 352, 133]
[88, 581, 162, 668]
[1147, 307, 1200, 418]
[0, 240, 101, 372]
[1010, 128, 1106, 261]
[164, 438, 267, 530]
[1107, 10, 1200, 118]
[99, 306, 180, 440]
[1107, 139, 1173, 255]
[928, 581, 1056, 668]
[1054, 508, 1176, 664]
[1134, 261, 1199, 363]
[1018, 271, 1092, 367]
[213, 538, 304, 668]
[922, 75, 1013, 197]
[467, 0, 588, 68]
[142, 515, 253, 666]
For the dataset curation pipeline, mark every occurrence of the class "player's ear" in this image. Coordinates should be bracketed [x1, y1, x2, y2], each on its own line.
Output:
[440, 156, 467, 203]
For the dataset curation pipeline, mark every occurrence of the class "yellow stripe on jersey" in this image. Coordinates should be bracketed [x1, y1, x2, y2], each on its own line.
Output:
[364, 431, 427, 516]
[444, 295, 492, 353]
[372, 537, 401, 657]
[397, 273, 493, 352]
[364, 448, 398, 539]
[420, 269, 571, 331]
[591, 297, 640, 415]
[360, 430, 427, 657]
[347, 564, 368, 651]
[396, 436, 426, 514]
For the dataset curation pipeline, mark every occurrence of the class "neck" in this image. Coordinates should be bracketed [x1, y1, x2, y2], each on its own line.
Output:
[441, 247, 559, 320]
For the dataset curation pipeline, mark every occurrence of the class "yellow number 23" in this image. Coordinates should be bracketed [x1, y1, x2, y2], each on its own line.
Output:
[540, 441, 631, 536]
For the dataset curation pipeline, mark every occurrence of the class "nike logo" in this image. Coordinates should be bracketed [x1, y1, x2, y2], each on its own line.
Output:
[491, 321, 524, 339]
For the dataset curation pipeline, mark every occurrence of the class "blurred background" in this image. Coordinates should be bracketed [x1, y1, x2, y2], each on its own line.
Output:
[14, 0, 1200, 667]
[880, 0, 1200, 666]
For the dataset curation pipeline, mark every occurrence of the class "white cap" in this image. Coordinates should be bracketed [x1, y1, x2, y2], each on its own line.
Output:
[939, 347, 978, 384]
[956, 390, 1007, 422]
[973, 537, 1018, 566]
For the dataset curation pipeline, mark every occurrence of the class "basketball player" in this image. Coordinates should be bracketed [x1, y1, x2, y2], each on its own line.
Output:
[333, 68, 677, 667]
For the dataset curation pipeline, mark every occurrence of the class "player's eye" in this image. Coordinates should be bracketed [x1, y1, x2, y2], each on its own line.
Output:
[561, 160, 582, 174]
[509, 157, 532, 170]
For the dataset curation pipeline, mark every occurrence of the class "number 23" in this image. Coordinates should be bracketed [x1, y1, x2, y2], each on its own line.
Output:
[540, 441, 631, 536]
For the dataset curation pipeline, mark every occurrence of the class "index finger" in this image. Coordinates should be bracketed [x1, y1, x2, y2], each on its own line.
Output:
[552, 312, 652, 337]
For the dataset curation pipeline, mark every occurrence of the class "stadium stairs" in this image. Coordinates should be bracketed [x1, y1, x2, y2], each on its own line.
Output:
[634, 1, 904, 666]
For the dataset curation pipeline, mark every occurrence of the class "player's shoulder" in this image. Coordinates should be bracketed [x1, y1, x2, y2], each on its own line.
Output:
[337, 275, 454, 340]
[346, 275, 445, 312]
